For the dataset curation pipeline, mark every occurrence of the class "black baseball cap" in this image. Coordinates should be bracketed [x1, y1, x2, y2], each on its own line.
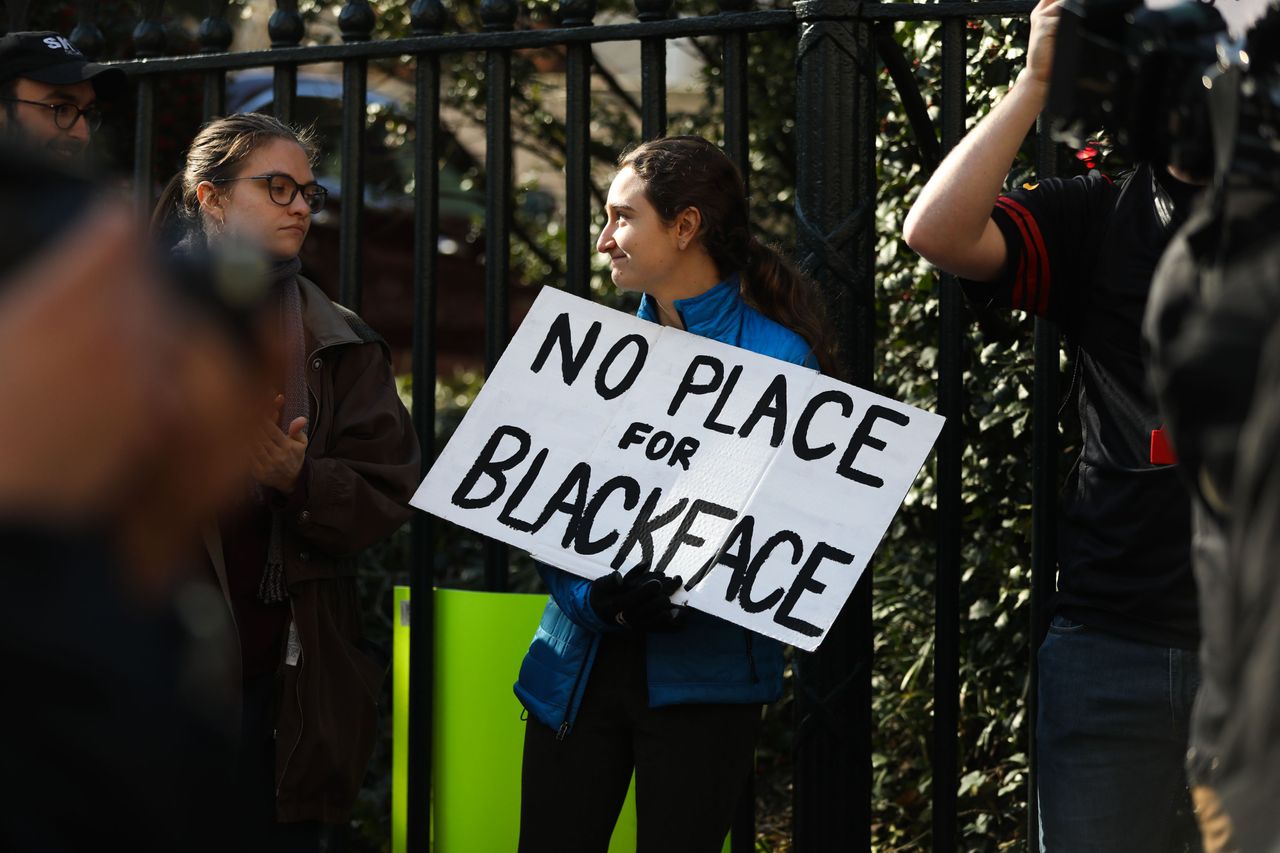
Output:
[0, 31, 125, 97]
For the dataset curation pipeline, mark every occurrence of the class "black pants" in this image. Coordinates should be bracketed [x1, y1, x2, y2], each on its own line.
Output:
[237, 674, 321, 853]
[518, 632, 761, 853]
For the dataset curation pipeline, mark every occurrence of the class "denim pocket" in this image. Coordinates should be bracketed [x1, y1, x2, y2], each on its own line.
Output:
[1048, 614, 1087, 634]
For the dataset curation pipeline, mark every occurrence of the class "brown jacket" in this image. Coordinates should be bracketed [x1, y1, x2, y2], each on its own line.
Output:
[207, 276, 420, 823]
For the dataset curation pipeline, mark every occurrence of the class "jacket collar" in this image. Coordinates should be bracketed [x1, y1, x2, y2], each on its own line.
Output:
[297, 275, 363, 353]
[637, 274, 743, 338]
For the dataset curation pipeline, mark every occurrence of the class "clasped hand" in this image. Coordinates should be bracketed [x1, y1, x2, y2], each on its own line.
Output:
[589, 569, 686, 633]
[251, 394, 308, 494]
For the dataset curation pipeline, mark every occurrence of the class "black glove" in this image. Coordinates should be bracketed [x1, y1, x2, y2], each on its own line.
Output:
[588, 570, 686, 633]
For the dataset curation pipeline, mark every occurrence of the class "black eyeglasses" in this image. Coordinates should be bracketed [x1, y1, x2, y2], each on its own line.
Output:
[211, 174, 328, 214]
[0, 98, 102, 132]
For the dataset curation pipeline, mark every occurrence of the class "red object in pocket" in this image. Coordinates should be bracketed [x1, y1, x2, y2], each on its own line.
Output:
[1150, 428, 1177, 465]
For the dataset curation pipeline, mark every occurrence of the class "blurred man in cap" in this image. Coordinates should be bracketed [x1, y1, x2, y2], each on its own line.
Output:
[0, 30, 124, 162]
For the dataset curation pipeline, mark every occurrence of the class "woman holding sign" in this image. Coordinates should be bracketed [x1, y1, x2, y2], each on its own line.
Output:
[516, 135, 838, 852]
[153, 114, 421, 850]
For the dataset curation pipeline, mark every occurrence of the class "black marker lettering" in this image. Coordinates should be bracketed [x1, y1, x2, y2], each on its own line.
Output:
[595, 334, 648, 400]
[618, 421, 653, 451]
[703, 364, 742, 434]
[573, 476, 641, 555]
[837, 405, 911, 487]
[668, 436, 700, 470]
[684, 516, 754, 594]
[450, 425, 530, 509]
[611, 490, 689, 573]
[496, 447, 549, 532]
[530, 312, 600, 386]
[739, 529, 803, 613]
[645, 431, 674, 461]
[529, 462, 593, 548]
[773, 542, 854, 638]
[655, 499, 738, 575]
[793, 390, 853, 461]
[739, 373, 789, 448]
[668, 355, 723, 417]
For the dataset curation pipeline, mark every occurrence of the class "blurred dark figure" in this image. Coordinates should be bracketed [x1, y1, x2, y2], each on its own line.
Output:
[0, 31, 123, 165]
[1223, 309, 1280, 853]
[0, 149, 273, 853]
[1143, 5, 1280, 850]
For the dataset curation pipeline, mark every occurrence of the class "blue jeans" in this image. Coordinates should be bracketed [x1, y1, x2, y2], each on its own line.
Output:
[1037, 615, 1202, 853]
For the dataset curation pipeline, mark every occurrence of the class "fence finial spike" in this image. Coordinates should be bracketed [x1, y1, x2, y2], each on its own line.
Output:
[479, 0, 519, 32]
[198, 0, 233, 53]
[133, 0, 168, 59]
[269, 0, 305, 48]
[338, 0, 376, 43]
[6, 0, 32, 33]
[70, 1, 106, 59]
[559, 0, 597, 28]
[410, 0, 447, 36]
[634, 0, 673, 23]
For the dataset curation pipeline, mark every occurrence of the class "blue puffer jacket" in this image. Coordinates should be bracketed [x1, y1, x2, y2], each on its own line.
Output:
[514, 275, 818, 736]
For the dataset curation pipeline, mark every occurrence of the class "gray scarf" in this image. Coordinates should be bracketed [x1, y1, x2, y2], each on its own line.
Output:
[258, 256, 307, 604]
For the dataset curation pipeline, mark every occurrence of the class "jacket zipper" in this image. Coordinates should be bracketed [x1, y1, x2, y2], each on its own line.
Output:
[276, 602, 306, 798]
[557, 636, 596, 741]
[746, 632, 759, 684]
[305, 344, 330, 436]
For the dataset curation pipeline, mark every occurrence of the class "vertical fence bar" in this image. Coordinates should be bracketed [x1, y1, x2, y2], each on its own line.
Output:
[1027, 114, 1060, 847]
[337, 1, 373, 312]
[793, 1, 875, 850]
[4, 0, 31, 32]
[406, 4, 444, 850]
[70, 2, 106, 59]
[731, 770, 756, 853]
[198, 0, 232, 121]
[932, 9, 966, 852]
[132, 2, 166, 217]
[560, 0, 597, 299]
[635, 0, 672, 139]
[719, 0, 749, 186]
[722, 14, 754, 847]
[270, 0, 303, 124]
[480, 0, 517, 592]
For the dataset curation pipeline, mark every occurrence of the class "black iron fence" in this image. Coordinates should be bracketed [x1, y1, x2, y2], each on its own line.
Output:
[3, 0, 1055, 848]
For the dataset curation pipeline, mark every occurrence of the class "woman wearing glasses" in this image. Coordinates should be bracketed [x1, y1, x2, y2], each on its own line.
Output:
[153, 113, 420, 852]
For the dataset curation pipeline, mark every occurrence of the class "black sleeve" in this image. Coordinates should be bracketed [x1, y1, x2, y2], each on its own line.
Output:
[960, 170, 1117, 324]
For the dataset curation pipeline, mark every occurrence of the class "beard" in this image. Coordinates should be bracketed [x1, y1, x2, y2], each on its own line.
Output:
[0, 118, 87, 164]
[44, 135, 88, 162]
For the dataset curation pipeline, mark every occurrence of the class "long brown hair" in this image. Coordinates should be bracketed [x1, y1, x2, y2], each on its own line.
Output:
[619, 135, 841, 377]
[151, 112, 318, 247]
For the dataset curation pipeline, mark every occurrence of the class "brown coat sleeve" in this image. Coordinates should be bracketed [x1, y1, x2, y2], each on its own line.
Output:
[280, 340, 421, 558]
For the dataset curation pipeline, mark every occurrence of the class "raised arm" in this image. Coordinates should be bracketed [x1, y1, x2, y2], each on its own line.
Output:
[903, 0, 1062, 281]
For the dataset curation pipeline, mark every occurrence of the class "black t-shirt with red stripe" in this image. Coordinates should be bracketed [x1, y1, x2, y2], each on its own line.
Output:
[964, 164, 1199, 649]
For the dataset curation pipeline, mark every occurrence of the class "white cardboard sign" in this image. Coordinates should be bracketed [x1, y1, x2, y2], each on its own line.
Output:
[411, 287, 944, 651]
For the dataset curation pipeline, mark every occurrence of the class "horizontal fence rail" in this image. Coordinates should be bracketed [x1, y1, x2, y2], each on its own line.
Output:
[87, 1, 1036, 76]
[5, 0, 1043, 849]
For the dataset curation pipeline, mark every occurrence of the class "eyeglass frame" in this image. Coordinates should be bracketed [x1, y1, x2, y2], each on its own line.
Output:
[0, 97, 102, 132]
[209, 173, 329, 214]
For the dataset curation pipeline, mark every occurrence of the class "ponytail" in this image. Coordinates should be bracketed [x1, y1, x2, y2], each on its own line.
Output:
[619, 138, 839, 376]
[621, 136, 842, 378]
[151, 171, 193, 248]
[743, 238, 842, 379]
